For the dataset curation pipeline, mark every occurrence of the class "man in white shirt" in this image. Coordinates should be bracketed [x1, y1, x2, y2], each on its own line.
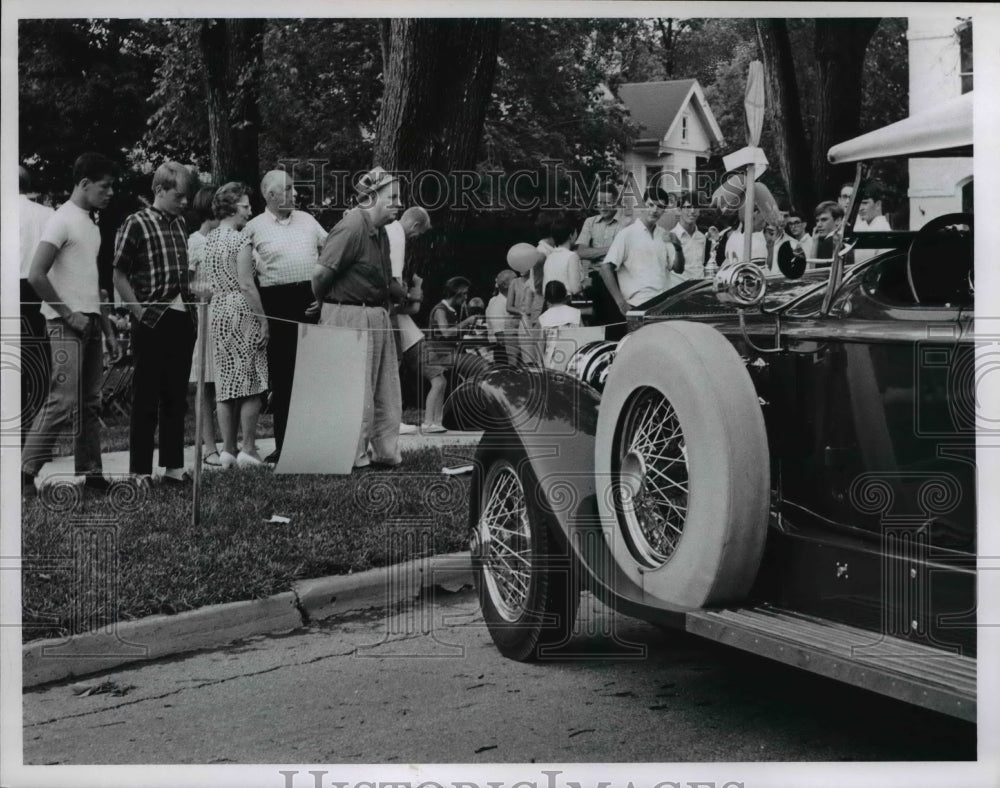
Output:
[385, 206, 431, 434]
[725, 206, 768, 264]
[19, 166, 55, 441]
[672, 192, 707, 280]
[601, 188, 683, 313]
[243, 170, 328, 463]
[853, 184, 892, 264]
[22, 153, 121, 496]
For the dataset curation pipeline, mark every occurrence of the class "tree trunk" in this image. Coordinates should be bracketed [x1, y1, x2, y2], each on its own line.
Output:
[755, 20, 815, 214]
[199, 19, 264, 193]
[811, 19, 881, 202]
[373, 19, 501, 275]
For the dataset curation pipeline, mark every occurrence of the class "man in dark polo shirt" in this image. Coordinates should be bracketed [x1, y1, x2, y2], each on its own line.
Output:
[312, 167, 403, 470]
[112, 161, 196, 484]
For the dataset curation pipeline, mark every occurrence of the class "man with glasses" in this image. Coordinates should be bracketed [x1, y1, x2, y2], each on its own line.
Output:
[785, 208, 812, 256]
[838, 183, 854, 213]
[313, 166, 403, 470]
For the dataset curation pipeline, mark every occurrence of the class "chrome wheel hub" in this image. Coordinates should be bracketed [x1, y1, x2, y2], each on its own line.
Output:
[615, 387, 689, 568]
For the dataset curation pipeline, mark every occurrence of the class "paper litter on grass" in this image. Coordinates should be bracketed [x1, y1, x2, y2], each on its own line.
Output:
[442, 465, 474, 476]
[265, 514, 292, 524]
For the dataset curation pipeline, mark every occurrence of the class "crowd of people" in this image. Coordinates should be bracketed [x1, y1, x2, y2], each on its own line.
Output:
[18, 154, 892, 493]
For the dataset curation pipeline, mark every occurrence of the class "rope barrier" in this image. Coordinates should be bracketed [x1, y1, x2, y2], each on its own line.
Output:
[17, 298, 630, 332]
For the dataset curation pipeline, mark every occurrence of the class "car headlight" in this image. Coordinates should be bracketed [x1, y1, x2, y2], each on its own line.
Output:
[713, 262, 768, 306]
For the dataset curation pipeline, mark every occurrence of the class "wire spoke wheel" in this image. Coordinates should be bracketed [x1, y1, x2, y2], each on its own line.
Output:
[476, 461, 531, 622]
[472, 446, 580, 661]
[614, 387, 689, 568]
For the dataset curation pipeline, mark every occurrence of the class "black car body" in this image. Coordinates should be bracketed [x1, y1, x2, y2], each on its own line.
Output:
[449, 93, 976, 721]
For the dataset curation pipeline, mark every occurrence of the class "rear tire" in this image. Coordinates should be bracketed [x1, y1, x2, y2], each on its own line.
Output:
[472, 445, 579, 661]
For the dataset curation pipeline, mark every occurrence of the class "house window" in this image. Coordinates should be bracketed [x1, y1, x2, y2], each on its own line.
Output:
[681, 115, 689, 142]
[645, 165, 663, 190]
[956, 19, 972, 93]
[681, 168, 690, 191]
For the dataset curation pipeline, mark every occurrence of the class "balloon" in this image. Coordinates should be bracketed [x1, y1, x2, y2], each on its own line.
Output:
[506, 242, 544, 274]
[710, 174, 782, 225]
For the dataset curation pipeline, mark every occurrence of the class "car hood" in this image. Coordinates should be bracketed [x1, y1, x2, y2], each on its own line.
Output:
[640, 270, 829, 320]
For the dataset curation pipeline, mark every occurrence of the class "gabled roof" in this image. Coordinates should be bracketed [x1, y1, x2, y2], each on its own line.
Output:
[617, 79, 724, 148]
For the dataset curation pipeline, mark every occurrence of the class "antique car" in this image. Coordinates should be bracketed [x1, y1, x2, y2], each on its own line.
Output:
[447, 92, 976, 721]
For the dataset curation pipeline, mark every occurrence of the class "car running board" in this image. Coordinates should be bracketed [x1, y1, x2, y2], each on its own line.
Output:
[686, 604, 976, 722]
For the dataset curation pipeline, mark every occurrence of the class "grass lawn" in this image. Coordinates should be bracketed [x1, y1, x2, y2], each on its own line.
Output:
[22, 444, 477, 642]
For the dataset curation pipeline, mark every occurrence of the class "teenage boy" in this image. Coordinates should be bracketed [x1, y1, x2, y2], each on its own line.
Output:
[22, 153, 121, 496]
[113, 162, 196, 484]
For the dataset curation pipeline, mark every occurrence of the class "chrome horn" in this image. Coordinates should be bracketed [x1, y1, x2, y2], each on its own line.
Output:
[712, 262, 768, 306]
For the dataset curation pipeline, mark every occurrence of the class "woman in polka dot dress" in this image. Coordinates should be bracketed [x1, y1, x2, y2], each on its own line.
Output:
[203, 182, 269, 469]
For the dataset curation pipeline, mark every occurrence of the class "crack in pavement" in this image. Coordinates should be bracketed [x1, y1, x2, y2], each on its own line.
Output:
[25, 645, 359, 727]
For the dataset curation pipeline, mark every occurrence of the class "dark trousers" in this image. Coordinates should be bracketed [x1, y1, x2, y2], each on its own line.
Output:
[20, 279, 50, 444]
[129, 310, 195, 474]
[259, 281, 313, 453]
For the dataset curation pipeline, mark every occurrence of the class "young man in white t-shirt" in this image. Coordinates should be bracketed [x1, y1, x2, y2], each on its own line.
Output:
[542, 216, 584, 295]
[600, 187, 684, 313]
[22, 153, 122, 496]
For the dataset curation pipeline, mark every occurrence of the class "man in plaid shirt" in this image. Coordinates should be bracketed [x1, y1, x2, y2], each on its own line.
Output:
[112, 162, 196, 484]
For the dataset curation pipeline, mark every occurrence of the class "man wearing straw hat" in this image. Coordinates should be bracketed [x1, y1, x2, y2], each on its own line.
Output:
[312, 166, 403, 470]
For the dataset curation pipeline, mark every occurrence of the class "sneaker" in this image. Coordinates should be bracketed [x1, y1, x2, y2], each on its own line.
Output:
[219, 451, 237, 469]
[421, 423, 448, 434]
[399, 423, 418, 435]
[236, 450, 263, 468]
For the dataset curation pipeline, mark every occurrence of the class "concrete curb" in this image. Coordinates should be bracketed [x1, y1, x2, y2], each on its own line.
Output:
[22, 552, 474, 688]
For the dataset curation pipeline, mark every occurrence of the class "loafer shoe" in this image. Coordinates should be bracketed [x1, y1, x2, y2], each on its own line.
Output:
[160, 471, 192, 487]
[83, 474, 113, 493]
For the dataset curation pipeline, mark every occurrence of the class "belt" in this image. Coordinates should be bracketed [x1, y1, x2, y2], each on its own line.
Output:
[324, 299, 386, 308]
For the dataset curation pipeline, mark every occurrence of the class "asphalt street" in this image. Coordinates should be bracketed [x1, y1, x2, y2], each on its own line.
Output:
[22, 589, 975, 765]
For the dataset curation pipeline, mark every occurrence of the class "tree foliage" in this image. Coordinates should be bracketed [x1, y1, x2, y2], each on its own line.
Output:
[18, 19, 167, 195]
[19, 15, 909, 271]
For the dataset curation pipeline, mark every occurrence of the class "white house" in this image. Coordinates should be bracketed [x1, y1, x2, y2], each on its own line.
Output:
[617, 79, 724, 197]
[907, 17, 972, 228]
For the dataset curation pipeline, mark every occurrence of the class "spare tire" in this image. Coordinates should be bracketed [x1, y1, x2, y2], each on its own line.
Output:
[595, 321, 770, 609]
